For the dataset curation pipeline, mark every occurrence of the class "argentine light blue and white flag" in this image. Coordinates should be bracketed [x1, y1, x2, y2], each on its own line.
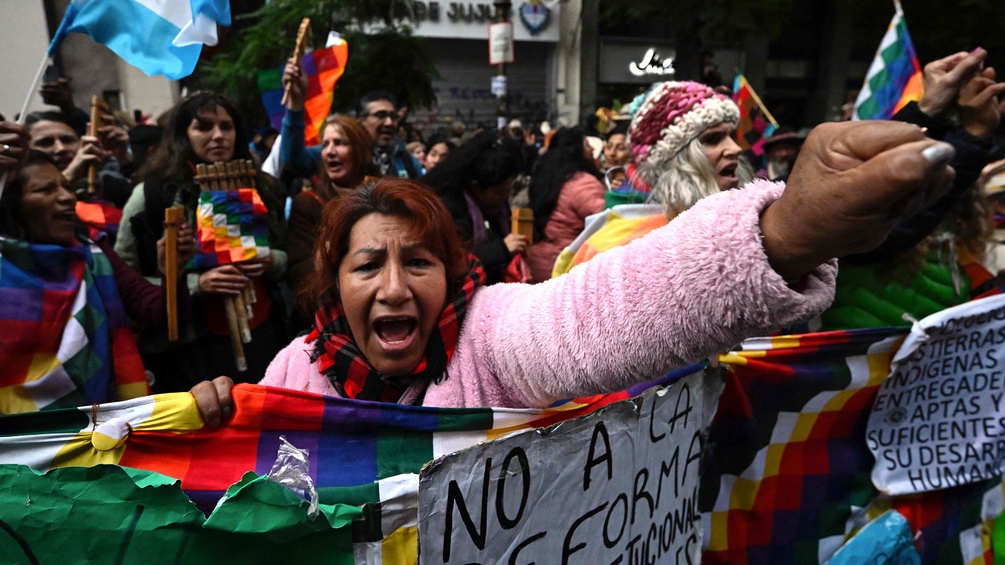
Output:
[48, 0, 232, 80]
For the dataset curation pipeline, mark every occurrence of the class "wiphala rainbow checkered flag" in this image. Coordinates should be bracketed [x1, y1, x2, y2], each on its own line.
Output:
[75, 200, 122, 240]
[0, 237, 148, 415]
[4, 324, 1005, 562]
[258, 39, 349, 146]
[733, 73, 777, 158]
[704, 328, 1004, 564]
[0, 378, 652, 563]
[191, 188, 271, 269]
[852, 0, 923, 121]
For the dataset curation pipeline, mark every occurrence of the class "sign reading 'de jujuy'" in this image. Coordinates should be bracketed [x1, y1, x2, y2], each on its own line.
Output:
[867, 293, 1005, 495]
[417, 369, 719, 565]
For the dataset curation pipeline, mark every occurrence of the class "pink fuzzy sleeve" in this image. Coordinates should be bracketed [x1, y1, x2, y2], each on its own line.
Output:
[441, 180, 837, 408]
[260, 337, 341, 396]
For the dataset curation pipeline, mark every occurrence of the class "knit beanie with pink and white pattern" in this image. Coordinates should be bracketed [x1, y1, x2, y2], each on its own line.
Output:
[627, 81, 739, 168]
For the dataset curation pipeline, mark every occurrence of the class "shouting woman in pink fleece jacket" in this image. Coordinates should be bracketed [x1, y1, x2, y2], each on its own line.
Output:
[189, 120, 956, 425]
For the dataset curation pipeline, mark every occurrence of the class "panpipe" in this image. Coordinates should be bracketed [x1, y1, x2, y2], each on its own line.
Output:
[193, 160, 262, 373]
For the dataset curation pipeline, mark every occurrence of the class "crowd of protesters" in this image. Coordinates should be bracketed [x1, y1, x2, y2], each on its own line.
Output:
[0, 46, 1001, 425]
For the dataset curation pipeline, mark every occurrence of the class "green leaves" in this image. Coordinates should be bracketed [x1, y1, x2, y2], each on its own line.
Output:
[195, 0, 436, 125]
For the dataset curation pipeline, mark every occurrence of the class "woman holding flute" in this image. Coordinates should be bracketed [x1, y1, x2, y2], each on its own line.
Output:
[116, 92, 290, 392]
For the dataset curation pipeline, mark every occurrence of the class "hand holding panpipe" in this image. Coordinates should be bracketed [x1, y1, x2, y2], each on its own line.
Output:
[194, 161, 264, 372]
[281, 18, 311, 106]
[87, 96, 109, 193]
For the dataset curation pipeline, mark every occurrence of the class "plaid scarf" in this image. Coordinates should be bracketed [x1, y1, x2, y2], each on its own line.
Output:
[0, 236, 148, 414]
[306, 257, 486, 403]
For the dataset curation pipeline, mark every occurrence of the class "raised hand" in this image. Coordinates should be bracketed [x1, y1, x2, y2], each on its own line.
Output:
[958, 66, 1005, 140]
[760, 121, 956, 281]
[61, 134, 110, 182]
[156, 222, 196, 276]
[504, 233, 530, 255]
[917, 48, 987, 117]
[39, 78, 76, 114]
[97, 113, 132, 165]
[0, 122, 30, 174]
[281, 58, 308, 111]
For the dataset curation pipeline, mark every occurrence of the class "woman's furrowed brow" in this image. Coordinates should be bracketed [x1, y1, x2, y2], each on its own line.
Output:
[352, 243, 428, 257]
[352, 247, 386, 257]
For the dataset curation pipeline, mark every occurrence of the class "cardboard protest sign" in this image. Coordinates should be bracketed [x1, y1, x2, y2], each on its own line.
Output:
[0, 378, 682, 563]
[867, 293, 1005, 495]
[417, 368, 719, 565]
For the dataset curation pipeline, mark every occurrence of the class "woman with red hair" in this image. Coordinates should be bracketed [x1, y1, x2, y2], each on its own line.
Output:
[285, 115, 377, 300]
[190, 120, 957, 419]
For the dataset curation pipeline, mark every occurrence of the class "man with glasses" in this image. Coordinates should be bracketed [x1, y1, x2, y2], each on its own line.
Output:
[273, 59, 423, 181]
[357, 91, 422, 179]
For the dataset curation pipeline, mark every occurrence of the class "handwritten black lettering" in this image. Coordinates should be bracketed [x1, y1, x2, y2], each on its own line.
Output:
[443, 457, 492, 561]
[496, 447, 530, 530]
[562, 503, 607, 564]
[584, 422, 613, 491]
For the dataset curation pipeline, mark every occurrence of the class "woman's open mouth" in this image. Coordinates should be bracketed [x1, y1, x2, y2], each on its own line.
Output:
[718, 163, 739, 187]
[373, 317, 418, 349]
[53, 209, 76, 224]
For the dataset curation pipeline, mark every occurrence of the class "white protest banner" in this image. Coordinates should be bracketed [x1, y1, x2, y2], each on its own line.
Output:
[417, 368, 720, 565]
[867, 293, 1005, 495]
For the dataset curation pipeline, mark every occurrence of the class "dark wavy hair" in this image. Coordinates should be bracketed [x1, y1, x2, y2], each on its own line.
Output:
[528, 127, 601, 239]
[301, 178, 471, 311]
[420, 130, 522, 199]
[134, 91, 252, 184]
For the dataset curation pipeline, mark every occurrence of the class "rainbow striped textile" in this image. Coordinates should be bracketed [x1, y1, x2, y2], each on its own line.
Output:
[552, 203, 667, 279]
[0, 376, 662, 562]
[852, 0, 923, 120]
[5, 302, 1005, 561]
[0, 237, 148, 415]
[75, 200, 122, 240]
[191, 188, 271, 269]
[258, 39, 349, 146]
[705, 328, 1002, 564]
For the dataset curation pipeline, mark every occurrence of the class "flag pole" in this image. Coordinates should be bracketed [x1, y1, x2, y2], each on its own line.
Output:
[0, 53, 51, 201]
[18, 55, 52, 126]
[746, 82, 779, 129]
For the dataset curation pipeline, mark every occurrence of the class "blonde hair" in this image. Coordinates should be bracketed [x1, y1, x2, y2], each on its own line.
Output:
[640, 135, 752, 215]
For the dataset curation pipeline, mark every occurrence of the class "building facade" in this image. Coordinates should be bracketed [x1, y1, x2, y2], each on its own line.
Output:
[406, 0, 565, 131]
